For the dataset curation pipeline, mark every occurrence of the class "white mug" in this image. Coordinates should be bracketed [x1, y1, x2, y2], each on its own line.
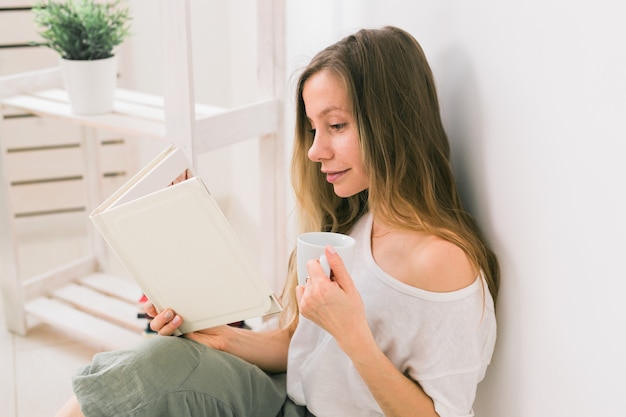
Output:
[296, 232, 356, 286]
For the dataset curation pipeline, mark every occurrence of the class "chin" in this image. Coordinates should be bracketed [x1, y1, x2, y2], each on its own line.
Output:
[333, 185, 366, 199]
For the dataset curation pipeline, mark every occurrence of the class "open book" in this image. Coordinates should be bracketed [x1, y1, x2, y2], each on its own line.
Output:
[90, 145, 282, 334]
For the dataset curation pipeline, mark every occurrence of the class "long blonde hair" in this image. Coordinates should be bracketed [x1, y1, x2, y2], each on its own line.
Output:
[280, 26, 499, 330]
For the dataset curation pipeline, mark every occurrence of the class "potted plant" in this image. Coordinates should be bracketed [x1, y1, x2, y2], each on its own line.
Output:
[33, 0, 131, 115]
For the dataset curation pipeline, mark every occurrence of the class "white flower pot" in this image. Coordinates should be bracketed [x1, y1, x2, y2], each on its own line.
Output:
[60, 55, 117, 115]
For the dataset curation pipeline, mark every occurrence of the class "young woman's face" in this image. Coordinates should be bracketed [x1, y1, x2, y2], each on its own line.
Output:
[303, 70, 369, 198]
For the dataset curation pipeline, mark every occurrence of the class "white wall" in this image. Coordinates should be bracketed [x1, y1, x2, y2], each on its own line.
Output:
[286, 1, 626, 416]
[119, 1, 626, 415]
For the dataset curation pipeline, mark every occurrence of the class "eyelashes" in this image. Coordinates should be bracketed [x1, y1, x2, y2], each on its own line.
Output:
[330, 123, 346, 131]
[308, 123, 347, 138]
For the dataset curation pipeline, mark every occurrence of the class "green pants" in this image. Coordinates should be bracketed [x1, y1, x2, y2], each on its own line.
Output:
[73, 336, 308, 417]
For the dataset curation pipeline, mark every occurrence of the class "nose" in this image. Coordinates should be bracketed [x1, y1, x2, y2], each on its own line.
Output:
[307, 131, 331, 162]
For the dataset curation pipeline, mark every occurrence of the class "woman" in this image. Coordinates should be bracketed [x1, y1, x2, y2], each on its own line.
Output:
[56, 26, 499, 417]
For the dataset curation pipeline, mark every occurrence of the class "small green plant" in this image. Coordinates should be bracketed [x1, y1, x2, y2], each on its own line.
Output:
[33, 0, 131, 61]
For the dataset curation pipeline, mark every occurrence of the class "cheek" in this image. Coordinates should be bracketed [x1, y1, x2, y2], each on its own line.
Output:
[353, 165, 370, 191]
[346, 146, 369, 190]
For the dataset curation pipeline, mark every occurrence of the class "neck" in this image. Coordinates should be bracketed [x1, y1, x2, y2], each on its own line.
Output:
[371, 218, 396, 239]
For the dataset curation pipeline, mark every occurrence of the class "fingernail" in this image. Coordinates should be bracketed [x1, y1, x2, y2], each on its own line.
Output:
[172, 315, 181, 325]
[326, 244, 337, 255]
[164, 310, 173, 320]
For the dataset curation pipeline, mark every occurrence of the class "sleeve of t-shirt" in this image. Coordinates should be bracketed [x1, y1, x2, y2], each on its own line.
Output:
[405, 299, 497, 417]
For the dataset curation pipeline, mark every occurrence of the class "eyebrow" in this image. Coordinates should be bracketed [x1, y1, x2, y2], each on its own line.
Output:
[307, 105, 347, 120]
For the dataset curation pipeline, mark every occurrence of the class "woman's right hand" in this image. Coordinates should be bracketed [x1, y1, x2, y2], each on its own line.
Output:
[144, 301, 183, 336]
[144, 301, 230, 350]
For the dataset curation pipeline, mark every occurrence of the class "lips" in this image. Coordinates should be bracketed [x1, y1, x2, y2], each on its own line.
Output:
[324, 169, 349, 183]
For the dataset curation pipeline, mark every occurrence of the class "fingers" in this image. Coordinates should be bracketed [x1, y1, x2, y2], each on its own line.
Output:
[300, 244, 353, 295]
[149, 308, 183, 336]
[169, 169, 192, 186]
[322, 245, 353, 289]
[143, 300, 158, 317]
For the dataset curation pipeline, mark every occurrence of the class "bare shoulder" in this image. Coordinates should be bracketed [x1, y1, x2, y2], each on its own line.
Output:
[405, 234, 477, 292]
[371, 225, 478, 292]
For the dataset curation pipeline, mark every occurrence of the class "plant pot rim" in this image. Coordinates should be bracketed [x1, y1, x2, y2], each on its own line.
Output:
[61, 55, 116, 62]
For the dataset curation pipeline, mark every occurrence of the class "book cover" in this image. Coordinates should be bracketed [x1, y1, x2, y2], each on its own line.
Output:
[89, 145, 282, 334]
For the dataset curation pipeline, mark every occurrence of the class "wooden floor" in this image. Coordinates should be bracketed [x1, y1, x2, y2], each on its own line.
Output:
[0, 312, 105, 417]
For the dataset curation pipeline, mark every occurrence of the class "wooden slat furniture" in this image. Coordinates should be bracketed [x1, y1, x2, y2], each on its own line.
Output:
[0, 0, 285, 350]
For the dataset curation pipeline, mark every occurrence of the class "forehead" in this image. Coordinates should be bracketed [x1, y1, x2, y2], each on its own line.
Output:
[302, 70, 351, 117]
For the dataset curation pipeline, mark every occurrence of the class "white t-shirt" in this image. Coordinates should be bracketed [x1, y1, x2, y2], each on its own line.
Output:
[286, 212, 497, 417]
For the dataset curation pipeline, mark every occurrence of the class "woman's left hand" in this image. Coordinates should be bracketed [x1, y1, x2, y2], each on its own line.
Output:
[296, 245, 371, 352]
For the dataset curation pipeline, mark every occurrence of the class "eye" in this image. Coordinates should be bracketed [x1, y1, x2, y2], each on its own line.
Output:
[330, 123, 347, 131]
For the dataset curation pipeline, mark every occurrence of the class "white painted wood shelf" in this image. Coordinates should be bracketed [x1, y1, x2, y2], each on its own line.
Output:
[1, 82, 279, 349]
[0, 0, 286, 350]
[2, 83, 280, 150]
[25, 273, 148, 351]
